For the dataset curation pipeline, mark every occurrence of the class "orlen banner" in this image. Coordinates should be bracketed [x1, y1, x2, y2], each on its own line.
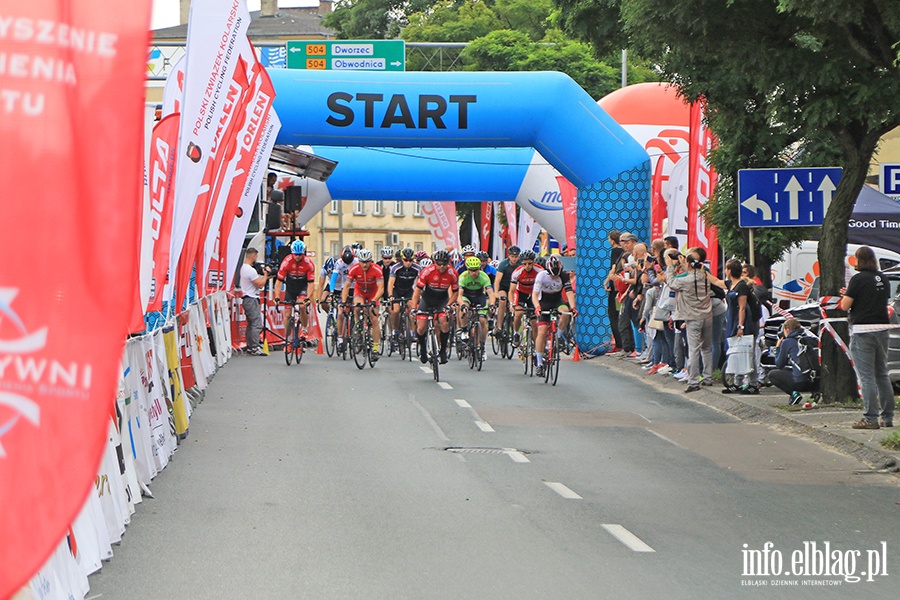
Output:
[420, 201, 461, 250]
[513, 150, 569, 243]
[0, 1, 150, 597]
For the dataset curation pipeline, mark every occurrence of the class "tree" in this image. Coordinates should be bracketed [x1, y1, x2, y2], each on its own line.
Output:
[324, 0, 435, 39]
[555, 0, 900, 402]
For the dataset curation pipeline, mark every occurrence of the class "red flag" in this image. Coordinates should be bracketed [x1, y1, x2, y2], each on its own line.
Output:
[650, 156, 667, 241]
[502, 201, 518, 246]
[420, 202, 461, 250]
[687, 98, 719, 274]
[481, 202, 493, 251]
[0, 2, 151, 596]
[147, 113, 181, 313]
[556, 176, 578, 250]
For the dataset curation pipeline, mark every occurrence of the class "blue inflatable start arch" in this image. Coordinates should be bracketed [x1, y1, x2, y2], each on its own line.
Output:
[269, 69, 650, 355]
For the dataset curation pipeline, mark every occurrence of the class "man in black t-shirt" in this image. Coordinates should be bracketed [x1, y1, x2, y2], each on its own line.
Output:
[840, 246, 893, 429]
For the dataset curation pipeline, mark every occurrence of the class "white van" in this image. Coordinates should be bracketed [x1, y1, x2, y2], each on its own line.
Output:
[770, 241, 900, 308]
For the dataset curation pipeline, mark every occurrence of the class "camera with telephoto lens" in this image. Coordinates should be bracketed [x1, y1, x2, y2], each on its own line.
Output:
[252, 262, 269, 277]
[688, 256, 704, 269]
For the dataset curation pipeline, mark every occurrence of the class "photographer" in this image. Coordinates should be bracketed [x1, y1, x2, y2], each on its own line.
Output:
[770, 318, 818, 405]
[240, 247, 269, 356]
[666, 247, 713, 393]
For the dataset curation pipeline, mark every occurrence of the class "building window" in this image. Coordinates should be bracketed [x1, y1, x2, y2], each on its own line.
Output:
[374, 241, 383, 255]
[415, 242, 424, 252]
[354, 200, 366, 215]
[432, 242, 438, 254]
[373, 200, 383, 215]
[393, 201, 403, 216]
[330, 200, 339, 214]
[413, 201, 423, 217]
[330, 241, 339, 257]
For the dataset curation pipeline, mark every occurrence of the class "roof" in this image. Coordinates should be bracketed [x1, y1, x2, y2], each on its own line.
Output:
[152, 7, 335, 41]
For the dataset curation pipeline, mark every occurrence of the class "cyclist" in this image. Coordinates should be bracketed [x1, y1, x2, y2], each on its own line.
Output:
[330, 245, 357, 353]
[411, 249, 459, 364]
[388, 248, 421, 349]
[456, 245, 477, 274]
[378, 246, 396, 298]
[457, 255, 497, 360]
[342, 248, 385, 359]
[492, 245, 521, 336]
[532, 255, 576, 377]
[317, 255, 337, 312]
[414, 250, 429, 264]
[477, 251, 497, 285]
[274, 240, 316, 348]
[509, 250, 543, 346]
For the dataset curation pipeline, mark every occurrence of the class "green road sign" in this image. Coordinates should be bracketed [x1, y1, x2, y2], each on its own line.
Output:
[286, 40, 406, 71]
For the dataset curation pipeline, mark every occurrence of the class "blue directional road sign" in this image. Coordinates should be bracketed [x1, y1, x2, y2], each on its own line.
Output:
[738, 167, 842, 228]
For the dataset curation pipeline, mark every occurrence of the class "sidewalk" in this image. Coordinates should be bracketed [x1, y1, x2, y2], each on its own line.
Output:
[590, 353, 900, 473]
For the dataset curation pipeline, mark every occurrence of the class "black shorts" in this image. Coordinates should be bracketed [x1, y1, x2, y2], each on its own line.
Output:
[284, 283, 310, 305]
[462, 291, 488, 310]
[515, 295, 535, 311]
[392, 287, 415, 301]
[418, 293, 449, 317]
[538, 295, 567, 325]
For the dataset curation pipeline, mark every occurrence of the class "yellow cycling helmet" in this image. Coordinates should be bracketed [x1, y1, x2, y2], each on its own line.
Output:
[465, 256, 482, 270]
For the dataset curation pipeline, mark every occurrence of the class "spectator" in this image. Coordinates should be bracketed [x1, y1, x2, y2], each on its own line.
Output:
[604, 230, 624, 353]
[627, 242, 650, 359]
[648, 244, 676, 375]
[240, 247, 269, 356]
[720, 259, 760, 394]
[666, 247, 713, 392]
[769, 319, 818, 404]
[840, 246, 894, 429]
[615, 232, 639, 356]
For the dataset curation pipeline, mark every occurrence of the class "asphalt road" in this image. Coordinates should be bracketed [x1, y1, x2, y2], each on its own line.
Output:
[87, 345, 899, 599]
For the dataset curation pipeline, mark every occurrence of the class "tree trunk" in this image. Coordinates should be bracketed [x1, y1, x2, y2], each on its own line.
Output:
[816, 125, 881, 403]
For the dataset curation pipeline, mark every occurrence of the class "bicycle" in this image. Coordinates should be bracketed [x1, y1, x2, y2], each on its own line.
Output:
[349, 301, 378, 369]
[323, 298, 339, 358]
[282, 299, 309, 366]
[493, 298, 514, 359]
[519, 317, 535, 377]
[539, 309, 564, 385]
[463, 304, 486, 371]
[392, 298, 414, 361]
[379, 303, 391, 356]
[417, 308, 442, 382]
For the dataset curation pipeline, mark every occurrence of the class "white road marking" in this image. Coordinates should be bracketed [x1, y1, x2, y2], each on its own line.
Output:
[503, 449, 530, 463]
[602, 524, 656, 553]
[437, 381, 453, 390]
[408, 395, 450, 442]
[634, 412, 652, 423]
[645, 428, 687, 450]
[419, 366, 432, 373]
[455, 399, 472, 408]
[475, 420, 495, 432]
[544, 481, 582, 499]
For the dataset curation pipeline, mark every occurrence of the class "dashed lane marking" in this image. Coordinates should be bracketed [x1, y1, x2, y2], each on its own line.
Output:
[544, 481, 582, 499]
[475, 420, 495, 432]
[602, 524, 655, 552]
[437, 381, 453, 390]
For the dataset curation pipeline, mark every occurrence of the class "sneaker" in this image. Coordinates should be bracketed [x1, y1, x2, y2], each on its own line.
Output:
[535, 364, 545, 377]
[674, 369, 689, 380]
[851, 419, 880, 430]
[700, 380, 714, 387]
[641, 362, 655, 370]
[740, 386, 760, 395]
[656, 365, 672, 375]
[625, 351, 640, 359]
[371, 352, 379, 362]
[721, 384, 741, 394]
[607, 350, 625, 357]
[880, 419, 894, 428]
[647, 364, 662, 375]
[513, 332, 521, 347]
[789, 391, 803, 406]
[337, 342, 345, 354]
[248, 348, 266, 356]
[684, 384, 701, 393]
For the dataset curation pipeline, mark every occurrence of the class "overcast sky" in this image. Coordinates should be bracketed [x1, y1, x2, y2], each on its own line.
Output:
[152, 0, 319, 30]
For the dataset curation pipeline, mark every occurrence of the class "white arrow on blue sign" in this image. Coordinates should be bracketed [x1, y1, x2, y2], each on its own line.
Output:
[737, 167, 842, 228]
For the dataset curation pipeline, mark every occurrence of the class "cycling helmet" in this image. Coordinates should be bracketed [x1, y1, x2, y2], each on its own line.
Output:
[414, 250, 428, 261]
[535, 256, 548, 269]
[351, 242, 364, 250]
[323, 256, 337, 271]
[547, 255, 563, 277]
[520, 250, 536, 261]
[400, 248, 415, 261]
[476, 251, 490, 261]
[341, 245, 354, 265]
[508, 245, 521, 256]
[291, 240, 306, 255]
[381, 246, 394, 258]
[432, 249, 451, 265]
[419, 258, 433, 267]
[357, 248, 373, 262]
[465, 256, 482, 270]
[449, 249, 461, 264]
[461, 244, 476, 255]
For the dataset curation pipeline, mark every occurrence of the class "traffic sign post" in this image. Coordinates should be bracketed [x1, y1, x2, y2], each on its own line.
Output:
[286, 40, 406, 71]
[737, 167, 842, 228]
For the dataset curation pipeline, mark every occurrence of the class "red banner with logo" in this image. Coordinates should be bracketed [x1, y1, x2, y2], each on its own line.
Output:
[420, 201, 460, 250]
[480, 202, 492, 251]
[0, 1, 151, 596]
[556, 176, 578, 251]
[146, 113, 180, 313]
[502, 201, 518, 247]
[687, 98, 719, 274]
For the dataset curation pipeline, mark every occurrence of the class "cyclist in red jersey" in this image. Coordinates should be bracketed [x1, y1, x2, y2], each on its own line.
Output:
[411, 249, 459, 364]
[342, 248, 385, 357]
[275, 240, 317, 343]
[509, 250, 544, 346]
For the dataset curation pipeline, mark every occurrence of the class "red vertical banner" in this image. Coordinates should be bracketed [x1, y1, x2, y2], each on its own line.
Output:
[502, 201, 518, 246]
[650, 156, 667, 241]
[687, 98, 719, 274]
[481, 202, 493, 252]
[556, 176, 578, 250]
[146, 113, 181, 313]
[420, 201, 461, 250]
[0, 1, 151, 596]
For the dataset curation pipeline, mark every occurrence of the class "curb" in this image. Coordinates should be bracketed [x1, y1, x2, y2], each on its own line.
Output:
[590, 356, 900, 473]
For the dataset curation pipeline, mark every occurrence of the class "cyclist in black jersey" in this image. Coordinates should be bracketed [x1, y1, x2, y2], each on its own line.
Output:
[388, 248, 421, 347]
[493, 245, 521, 335]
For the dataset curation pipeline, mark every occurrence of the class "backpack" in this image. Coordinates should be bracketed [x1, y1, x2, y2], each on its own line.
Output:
[789, 335, 820, 382]
[746, 289, 762, 323]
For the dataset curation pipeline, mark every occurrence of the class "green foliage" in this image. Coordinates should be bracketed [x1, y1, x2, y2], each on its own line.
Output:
[404, 1, 501, 42]
[324, 0, 434, 39]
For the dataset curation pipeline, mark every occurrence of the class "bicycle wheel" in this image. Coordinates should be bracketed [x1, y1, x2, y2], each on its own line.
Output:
[467, 322, 477, 370]
[491, 320, 500, 355]
[549, 344, 560, 385]
[295, 335, 304, 363]
[324, 313, 336, 357]
[429, 325, 440, 382]
[473, 321, 484, 372]
[284, 325, 296, 366]
[544, 334, 553, 383]
[524, 325, 534, 377]
[367, 327, 377, 368]
[352, 317, 367, 370]
[379, 309, 389, 355]
[501, 313, 513, 359]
